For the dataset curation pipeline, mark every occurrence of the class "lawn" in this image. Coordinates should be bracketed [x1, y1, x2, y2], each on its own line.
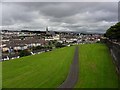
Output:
[75, 43, 119, 88]
[0, 62, 2, 89]
[2, 46, 75, 88]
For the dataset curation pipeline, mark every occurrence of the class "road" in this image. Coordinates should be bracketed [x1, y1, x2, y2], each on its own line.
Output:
[58, 46, 79, 88]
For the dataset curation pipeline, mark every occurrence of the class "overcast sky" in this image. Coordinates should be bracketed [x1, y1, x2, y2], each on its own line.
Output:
[1, 2, 118, 33]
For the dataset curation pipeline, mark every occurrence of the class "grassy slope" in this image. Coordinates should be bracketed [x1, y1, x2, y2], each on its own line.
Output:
[0, 62, 2, 89]
[75, 43, 118, 88]
[3, 46, 75, 88]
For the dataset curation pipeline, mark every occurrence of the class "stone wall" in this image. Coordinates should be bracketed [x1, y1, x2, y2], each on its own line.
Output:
[101, 39, 120, 75]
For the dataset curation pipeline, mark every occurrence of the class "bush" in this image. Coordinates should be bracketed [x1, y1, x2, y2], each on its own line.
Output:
[55, 42, 65, 48]
[19, 50, 31, 57]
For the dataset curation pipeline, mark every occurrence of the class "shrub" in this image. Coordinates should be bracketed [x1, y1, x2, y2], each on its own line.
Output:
[19, 50, 31, 57]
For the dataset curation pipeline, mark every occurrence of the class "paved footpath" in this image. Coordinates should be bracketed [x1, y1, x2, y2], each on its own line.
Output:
[58, 46, 79, 88]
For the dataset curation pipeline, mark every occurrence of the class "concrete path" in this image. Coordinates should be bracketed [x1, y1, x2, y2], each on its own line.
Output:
[58, 46, 79, 88]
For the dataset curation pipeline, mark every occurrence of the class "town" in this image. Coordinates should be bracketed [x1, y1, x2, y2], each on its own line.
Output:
[1, 27, 103, 61]
[1, 2, 119, 88]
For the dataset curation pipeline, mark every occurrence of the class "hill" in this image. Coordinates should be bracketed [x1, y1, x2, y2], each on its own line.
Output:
[76, 44, 118, 88]
[2, 46, 75, 88]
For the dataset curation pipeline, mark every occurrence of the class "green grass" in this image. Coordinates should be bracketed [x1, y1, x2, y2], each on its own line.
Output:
[2, 46, 75, 88]
[0, 62, 2, 89]
[75, 43, 118, 88]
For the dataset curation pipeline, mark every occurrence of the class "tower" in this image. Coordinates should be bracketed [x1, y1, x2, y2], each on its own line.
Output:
[46, 27, 49, 34]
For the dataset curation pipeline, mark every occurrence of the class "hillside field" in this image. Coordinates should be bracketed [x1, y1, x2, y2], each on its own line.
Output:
[2, 46, 75, 88]
[75, 44, 119, 88]
[2, 43, 119, 88]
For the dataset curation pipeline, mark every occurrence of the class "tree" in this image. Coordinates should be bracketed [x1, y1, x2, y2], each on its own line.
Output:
[55, 42, 65, 48]
[19, 50, 31, 57]
[106, 22, 120, 40]
[32, 46, 43, 50]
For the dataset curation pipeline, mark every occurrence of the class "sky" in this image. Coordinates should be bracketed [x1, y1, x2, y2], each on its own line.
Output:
[0, 1, 119, 33]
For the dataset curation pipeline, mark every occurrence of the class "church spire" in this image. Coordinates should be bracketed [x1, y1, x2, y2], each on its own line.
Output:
[46, 27, 48, 32]
[46, 26, 49, 35]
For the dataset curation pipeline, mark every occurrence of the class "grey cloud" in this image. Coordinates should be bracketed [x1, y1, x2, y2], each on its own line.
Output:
[2, 3, 40, 25]
[1, 2, 118, 33]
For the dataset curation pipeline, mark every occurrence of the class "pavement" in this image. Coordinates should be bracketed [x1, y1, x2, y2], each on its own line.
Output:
[58, 46, 79, 88]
